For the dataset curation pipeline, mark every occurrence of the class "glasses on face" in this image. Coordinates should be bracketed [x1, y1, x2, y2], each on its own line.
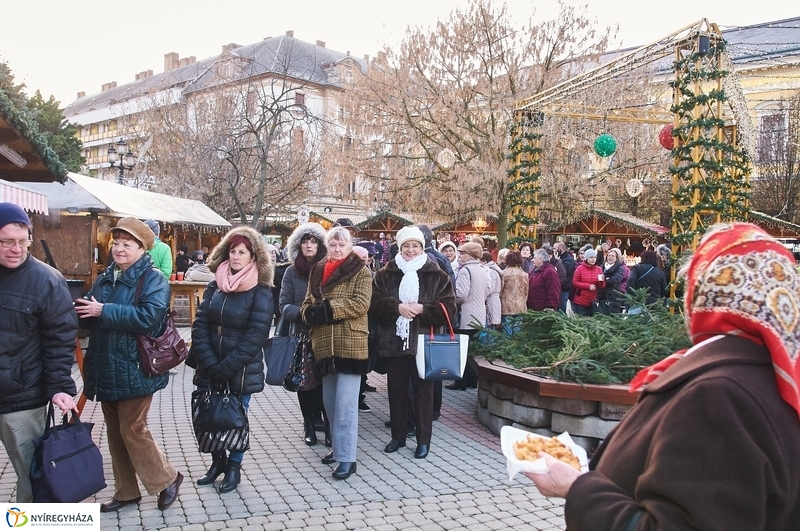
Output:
[0, 239, 32, 249]
[111, 240, 139, 252]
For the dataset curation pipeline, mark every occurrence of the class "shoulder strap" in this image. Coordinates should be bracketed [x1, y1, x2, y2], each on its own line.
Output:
[636, 265, 655, 284]
[134, 267, 160, 305]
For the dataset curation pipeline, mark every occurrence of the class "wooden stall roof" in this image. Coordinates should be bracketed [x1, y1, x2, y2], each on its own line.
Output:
[0, 91, 68, 183]
[26, 173, 231, 229]
[356, 211, 413, 238]
[435, 215, 498, 235]
[748, 210, 800, 239]
[544, 209, 670, 239]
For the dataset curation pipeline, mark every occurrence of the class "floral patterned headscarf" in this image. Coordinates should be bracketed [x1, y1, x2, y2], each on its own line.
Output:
[631, 222, 800, 418]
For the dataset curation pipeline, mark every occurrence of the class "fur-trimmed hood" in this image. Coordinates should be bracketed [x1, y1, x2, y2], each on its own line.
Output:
[207, 226, 275, 287]
[286, 222, 328, 262]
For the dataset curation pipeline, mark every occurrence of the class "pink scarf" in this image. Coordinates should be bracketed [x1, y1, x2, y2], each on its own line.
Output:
[215, 260, 259, 293]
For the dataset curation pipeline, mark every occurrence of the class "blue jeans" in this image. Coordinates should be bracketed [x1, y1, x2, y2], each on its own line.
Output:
[560, 292, 570, 312]
[501, 315, 522, 336]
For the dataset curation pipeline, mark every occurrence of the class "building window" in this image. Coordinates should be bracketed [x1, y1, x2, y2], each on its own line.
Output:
[295, 92, 305, 106]
[758, 113, 787, 163]
[90, 124, 99, 136]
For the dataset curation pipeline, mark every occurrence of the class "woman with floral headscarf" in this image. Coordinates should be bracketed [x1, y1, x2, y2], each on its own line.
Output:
[526, 223, 800, 530]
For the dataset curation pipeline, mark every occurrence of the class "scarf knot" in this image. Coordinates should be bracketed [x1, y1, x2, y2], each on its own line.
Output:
[394, 253, 428, 348]
[215, 260, 259, 293]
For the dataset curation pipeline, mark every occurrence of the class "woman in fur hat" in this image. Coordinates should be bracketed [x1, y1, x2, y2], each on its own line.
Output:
[278, 222, 330, 447]
[301, 226, 372, 480]
[188, 227, 274, 494]
[370, 226, 456, 459]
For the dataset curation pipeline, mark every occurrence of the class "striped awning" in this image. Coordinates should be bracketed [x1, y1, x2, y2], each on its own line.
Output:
[0, 179, 48, 213]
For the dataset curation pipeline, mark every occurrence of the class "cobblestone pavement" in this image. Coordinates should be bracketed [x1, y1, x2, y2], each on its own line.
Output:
[0, 350, 565, 530]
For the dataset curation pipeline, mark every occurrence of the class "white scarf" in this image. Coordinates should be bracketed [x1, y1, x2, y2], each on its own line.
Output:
[394, 252, 428, 348]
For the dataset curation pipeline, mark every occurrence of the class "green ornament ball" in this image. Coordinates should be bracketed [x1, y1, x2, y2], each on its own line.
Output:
[594, 134, 617, 157]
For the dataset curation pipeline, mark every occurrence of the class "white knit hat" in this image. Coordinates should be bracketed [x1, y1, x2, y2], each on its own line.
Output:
[395, 226, 425, 249]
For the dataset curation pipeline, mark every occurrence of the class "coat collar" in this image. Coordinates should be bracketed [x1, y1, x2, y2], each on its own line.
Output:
[308, 253, 364, 299]
[643, 335, 771, 396]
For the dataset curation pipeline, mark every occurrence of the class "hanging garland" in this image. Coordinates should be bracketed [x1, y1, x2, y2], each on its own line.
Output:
[667, 38, 751, 249]
[506, 119, 542, 246]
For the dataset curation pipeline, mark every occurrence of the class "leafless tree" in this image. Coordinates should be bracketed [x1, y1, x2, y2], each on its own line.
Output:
[129, 39, 333, 225]
[750, 92, 800, 223]
[325, 0, 615, 244]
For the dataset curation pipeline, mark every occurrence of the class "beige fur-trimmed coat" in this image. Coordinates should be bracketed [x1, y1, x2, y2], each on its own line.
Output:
[500, 266, 529, 315]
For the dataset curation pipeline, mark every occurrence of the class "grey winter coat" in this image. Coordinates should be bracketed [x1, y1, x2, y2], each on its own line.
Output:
[455, 260, 490, 329]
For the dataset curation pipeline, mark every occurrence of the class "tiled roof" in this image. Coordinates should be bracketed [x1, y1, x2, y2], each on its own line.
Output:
[185, 36, 364, 94]
[64, 36, 365, 116]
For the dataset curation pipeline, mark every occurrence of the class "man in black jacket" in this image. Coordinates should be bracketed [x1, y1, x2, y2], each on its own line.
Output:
[0, 203, 78, 502]
[554, 242, 576, 312]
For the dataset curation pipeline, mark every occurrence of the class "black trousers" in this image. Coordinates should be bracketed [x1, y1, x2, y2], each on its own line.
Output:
[297, 384, 324, 419]
[385, 356, 433, 445]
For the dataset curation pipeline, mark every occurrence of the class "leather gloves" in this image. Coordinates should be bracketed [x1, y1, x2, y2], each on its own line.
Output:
[303, 300, 335, 326]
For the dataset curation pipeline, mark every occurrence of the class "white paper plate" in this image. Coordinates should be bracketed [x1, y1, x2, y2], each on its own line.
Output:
[500, 425, 589, 483]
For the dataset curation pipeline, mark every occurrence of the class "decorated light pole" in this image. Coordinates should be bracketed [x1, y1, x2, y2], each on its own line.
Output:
[107, 139, 136, 185]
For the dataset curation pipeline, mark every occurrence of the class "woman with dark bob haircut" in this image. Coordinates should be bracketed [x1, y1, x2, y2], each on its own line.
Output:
[527, 223, 800, 530]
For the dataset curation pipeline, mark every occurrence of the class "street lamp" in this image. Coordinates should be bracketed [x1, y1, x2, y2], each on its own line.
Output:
[473, 216, 488, 235]
[108, 139, 136, 185]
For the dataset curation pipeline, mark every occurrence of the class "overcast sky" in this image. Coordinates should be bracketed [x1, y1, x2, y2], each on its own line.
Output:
[1, 0, 797, 106]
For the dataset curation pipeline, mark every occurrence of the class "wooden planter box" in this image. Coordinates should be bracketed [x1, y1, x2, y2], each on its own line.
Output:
[470, 356, 641, 454]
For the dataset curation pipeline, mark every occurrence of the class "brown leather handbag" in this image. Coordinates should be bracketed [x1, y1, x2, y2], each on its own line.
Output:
[134, 269, 188, 377]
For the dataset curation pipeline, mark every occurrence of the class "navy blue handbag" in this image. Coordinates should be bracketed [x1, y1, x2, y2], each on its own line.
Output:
[30, 403, 106, 503]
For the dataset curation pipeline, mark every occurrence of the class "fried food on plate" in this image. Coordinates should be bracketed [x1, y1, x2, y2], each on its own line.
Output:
[513, 434, 581, 470]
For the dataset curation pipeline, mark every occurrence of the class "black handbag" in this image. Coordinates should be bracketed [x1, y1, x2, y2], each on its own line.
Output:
[283, 332, 320, 392]
[30, 403, 106, 503]
[134, 269, 189, 376]
[191, 388, 249, 453]
[264, 314, 298, 386]
[192, 386, 247, 432]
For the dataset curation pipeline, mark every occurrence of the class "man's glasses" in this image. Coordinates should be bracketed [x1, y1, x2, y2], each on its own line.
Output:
[0, 239, 32, 249]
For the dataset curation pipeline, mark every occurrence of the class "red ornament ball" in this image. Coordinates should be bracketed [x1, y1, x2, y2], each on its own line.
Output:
[659, 124, 675, 150]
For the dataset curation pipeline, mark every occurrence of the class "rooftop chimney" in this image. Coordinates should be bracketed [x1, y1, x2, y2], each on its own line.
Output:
[363, 54, 370, 62]
[178, 56, 196, 67]
[135, 69, 154, 81]
[286, 30, 294, 38]
[316, 40, 326, 48]
[77, 91, 86, 99]
[221, 43, 242, 53]
[101, 82, 118, 92]
[164, 52, 179, 72]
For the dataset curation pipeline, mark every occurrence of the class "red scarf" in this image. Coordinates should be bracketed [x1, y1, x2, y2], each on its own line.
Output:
[322, 257, 345, 285]
[630, 223, 800, 418]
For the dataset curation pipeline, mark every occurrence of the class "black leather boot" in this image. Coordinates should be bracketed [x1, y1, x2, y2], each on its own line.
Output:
[304, 416, 318, 446]
[196, 451, 226, 485]
[324, 418, 332, 448]
[218, 460, 241, 494]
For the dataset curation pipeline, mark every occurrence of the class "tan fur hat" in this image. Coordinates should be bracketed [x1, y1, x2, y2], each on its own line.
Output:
[457, 242, 483, 259]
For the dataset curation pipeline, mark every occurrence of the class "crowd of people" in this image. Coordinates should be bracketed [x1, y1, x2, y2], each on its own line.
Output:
[3, 202, 799, 528]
